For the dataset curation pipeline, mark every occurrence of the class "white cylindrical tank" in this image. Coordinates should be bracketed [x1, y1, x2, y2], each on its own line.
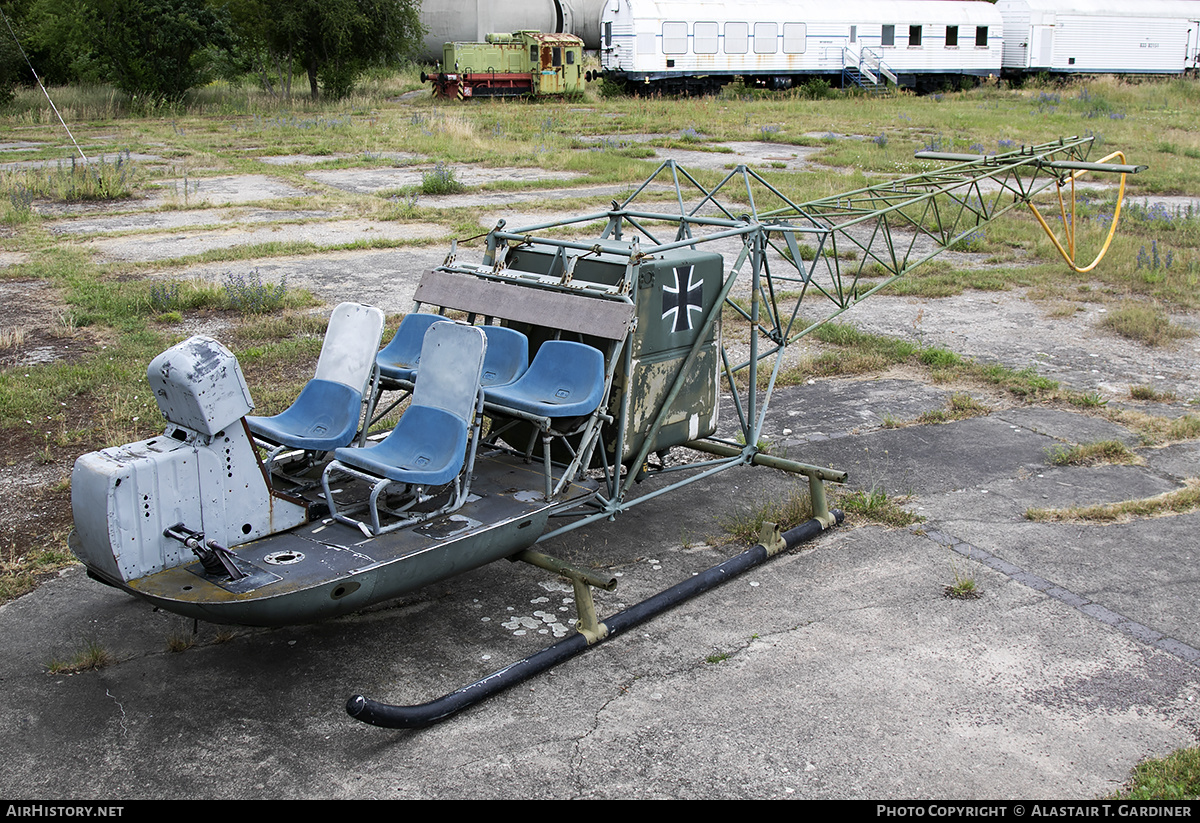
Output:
[560, 0, 605, 49]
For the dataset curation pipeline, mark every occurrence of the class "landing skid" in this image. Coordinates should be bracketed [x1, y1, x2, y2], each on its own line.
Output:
[347, 512, 844, 729]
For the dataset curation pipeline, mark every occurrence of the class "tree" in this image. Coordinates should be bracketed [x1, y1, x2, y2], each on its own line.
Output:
[83, 0, 230, 102]
[227, 0, 423, 100]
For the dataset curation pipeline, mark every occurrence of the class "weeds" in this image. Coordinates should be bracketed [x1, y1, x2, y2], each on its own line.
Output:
[1044, 440, 1139, 466]
[1026, 479, 1200, 522]
[46, 639, 112, 674]
[1099, 409, 1200, 446]
[918, 392, 989, 424]
[717, 489, 813, 544]
[1109, 747, 1200, 800]
[222, 269, 289, 314]
[1129, 385, 1177, 402]
[837, 487, 922, 528]
[421, 162, 465, 195]
[0, 151, 139, 204]
[167, 631, 196, 653]
[1100, 303, 1196, 347]
[945, 553, 981, 600]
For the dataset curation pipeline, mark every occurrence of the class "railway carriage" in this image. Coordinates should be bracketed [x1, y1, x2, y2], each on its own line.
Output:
[996, 0, 1200, 76]
[596, 0, 1005, 93]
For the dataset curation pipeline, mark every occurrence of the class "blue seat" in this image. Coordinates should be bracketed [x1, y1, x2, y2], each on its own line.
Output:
[245, 380, 361, 452]
[478, 325, 529, 388]
[484, 340, 604, 419]
[376, 313, 448, 384]
[482, 340, 608, 501]
[323, 321, 488, 536]
[247, 302, 384, 475]
[332, 405, 468, 487]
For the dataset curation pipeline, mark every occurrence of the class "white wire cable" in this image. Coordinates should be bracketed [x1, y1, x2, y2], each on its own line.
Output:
[0, 5, 91, 169]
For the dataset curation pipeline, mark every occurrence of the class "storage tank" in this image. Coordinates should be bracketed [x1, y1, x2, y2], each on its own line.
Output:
[419, 0, 604, 60]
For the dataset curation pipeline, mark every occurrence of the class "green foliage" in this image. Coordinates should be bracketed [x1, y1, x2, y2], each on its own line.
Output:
[1101, 302, 1197, 347]
[222, 269, 288, 314]
[225, 0, 423, 100]
[1111, 747, 1200, 800]
[421, 162, 464, 195]
[717, 489, 813, 545]
[838, 487, 922, 528]
[82, 0, 231, 102]
[1044, 440, 1138, 466]
[46, 638, 113, 674]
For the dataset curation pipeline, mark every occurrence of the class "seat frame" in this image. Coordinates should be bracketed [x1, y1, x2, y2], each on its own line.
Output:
[321, 322, 488, 536]
[247, 302, 384, 482]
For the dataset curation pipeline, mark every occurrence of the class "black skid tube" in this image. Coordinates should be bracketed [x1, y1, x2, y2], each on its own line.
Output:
[346, 511, 844, 729]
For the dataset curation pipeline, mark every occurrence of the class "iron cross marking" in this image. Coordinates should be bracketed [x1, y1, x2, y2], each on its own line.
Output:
[661, 266, 704, 333]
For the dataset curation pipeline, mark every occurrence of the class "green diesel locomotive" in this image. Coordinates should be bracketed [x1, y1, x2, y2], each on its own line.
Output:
[422, 31, 585, 99]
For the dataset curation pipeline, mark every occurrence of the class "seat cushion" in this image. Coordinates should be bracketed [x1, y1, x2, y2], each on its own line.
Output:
[333, 405, 468, 486]
[247, 379, 362, 451]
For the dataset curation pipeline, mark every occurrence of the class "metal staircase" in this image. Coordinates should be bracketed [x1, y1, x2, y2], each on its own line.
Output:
[842, 47, 897, 96]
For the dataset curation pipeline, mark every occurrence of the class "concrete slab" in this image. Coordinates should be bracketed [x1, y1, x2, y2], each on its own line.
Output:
[257, 152, 424, 166]
[84, 220, 451, 263]
[577, 137, 826, 173]
[307, 165, 583, 195]
[182, 247, 450, 315]
[839, 291, 1200, 401]
[146, 175, 310, 206]
[47, 208, 336, 236]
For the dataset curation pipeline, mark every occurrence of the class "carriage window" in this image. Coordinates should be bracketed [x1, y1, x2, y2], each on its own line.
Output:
[663, 22, 688, 54]
[783, 23, 806, 54]
[566, 50, 575, 64]
[694, 22, 719, 54]
[604, 22, 612, 48]
[946, 26, 958, 47]
[909, 25, 922, 47]
[976, 26, 988, 47]
[850, 26, 857, 44]
[725, 22, 749, 54]
[882, 25, 895, 47]
[552, 47, 562, 66]
[754, 22, 778, 54]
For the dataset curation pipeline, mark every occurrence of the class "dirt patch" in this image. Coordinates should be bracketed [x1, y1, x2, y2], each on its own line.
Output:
[0, 280, 101, 369]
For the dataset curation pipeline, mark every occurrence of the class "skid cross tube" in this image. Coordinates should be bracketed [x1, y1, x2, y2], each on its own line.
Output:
[346, 511, 844, 729]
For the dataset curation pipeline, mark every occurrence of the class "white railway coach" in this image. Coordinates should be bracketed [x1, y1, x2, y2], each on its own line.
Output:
[996, 0, 1200, 75]
[596, 0, 1004, 93]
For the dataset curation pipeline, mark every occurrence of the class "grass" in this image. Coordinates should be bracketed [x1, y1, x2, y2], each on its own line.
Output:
[945, 552, 981, 600]
[717, 488, 814, 544]
[1129, 384, 1177, 402]
[1109, 747, 1200, 800]
[2, 71, 1200, 606]
[917, 392, 990, 424]
[1044, 440, 1139, 466]
[46, 639, 113, 674]
[1100, 409, 1200, 446]
[837, 487, 923, 528]
[1025, 479, 1200, 522]
[1100, 303, 1197, 347]
[772, 317, 1065, 402]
